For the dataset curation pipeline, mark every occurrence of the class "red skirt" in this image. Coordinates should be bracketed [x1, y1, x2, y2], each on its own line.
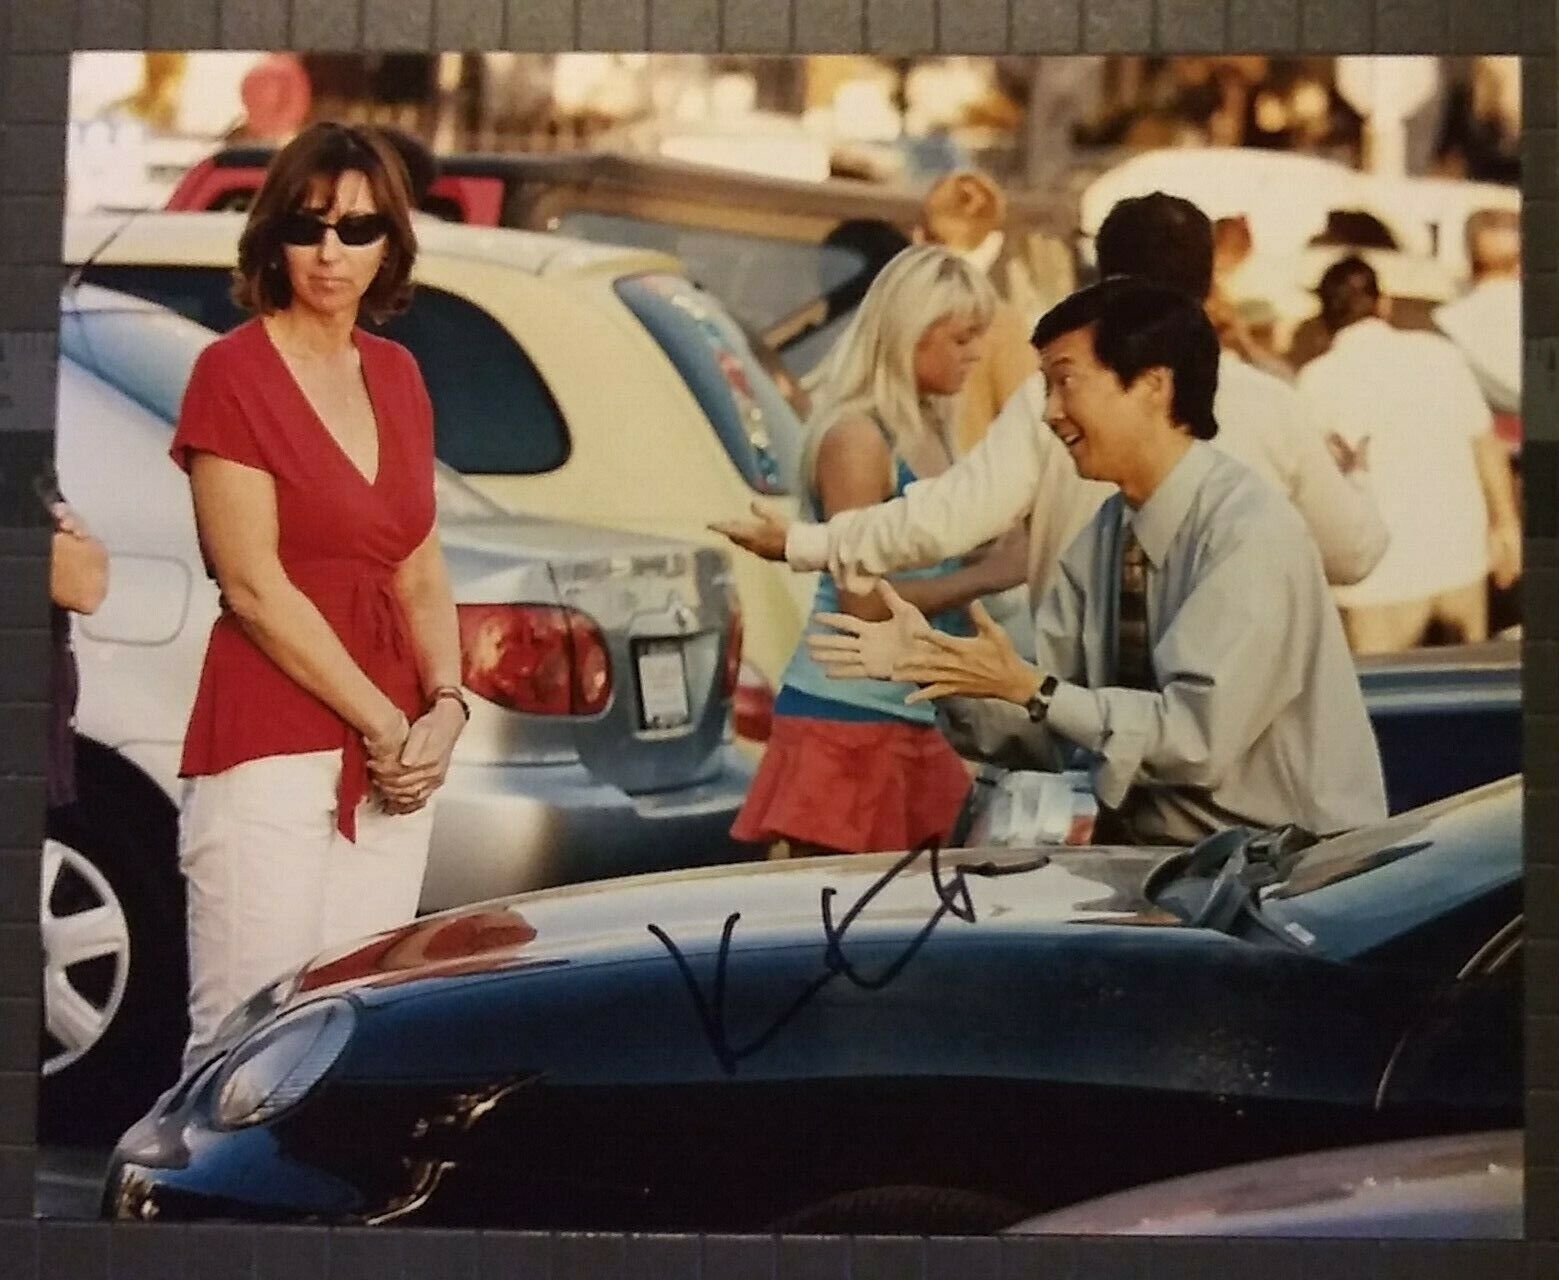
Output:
[732, 713, 973, 854]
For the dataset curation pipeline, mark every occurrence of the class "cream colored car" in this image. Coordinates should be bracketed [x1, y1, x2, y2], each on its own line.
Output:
[64, 211, 816, 731]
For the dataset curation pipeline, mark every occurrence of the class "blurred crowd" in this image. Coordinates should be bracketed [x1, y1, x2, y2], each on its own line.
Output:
[937, 166, 1525, 657]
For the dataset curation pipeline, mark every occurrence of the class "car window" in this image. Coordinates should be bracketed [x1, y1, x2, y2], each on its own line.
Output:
[77, 264, 571, 475]
[558, 210, 866, 336]
[373, 288, 570, 475]
[615, 273, 805, 496]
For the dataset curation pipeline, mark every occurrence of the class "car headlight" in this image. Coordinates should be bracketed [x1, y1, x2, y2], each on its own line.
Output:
[212, 998, 356, 1130]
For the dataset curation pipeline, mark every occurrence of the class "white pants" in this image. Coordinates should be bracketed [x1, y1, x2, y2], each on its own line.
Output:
[178, 749, 435, 1071]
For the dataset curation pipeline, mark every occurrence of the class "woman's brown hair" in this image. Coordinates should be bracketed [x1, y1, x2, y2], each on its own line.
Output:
[232, 121, 418, 323]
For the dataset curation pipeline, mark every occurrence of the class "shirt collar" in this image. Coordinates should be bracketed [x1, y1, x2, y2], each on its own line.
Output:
[1329, 315, 1391, 351]
[1126, 440, 1216, 567]
[954, 229, 1004, 275]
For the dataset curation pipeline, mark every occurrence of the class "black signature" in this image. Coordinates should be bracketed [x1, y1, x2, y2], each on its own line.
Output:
[647, 839, 1049, 1075]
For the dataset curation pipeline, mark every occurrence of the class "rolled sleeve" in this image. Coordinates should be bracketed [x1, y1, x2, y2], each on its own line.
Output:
[1046, 681, 1103, 751]
[784, 520, 832, 573]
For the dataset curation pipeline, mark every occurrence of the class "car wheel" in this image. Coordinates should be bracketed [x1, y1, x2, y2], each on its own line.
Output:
[769, 1185, 1030, 1235]
[38, 800, 188, 1144]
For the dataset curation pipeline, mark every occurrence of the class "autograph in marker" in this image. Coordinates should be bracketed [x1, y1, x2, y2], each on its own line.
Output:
[647, 839, 1050, 1075]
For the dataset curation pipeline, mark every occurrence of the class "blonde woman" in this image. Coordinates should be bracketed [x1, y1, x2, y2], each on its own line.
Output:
[731, 246, 1009, 855]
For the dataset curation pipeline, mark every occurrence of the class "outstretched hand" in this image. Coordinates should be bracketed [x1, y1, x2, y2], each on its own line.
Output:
[896, 598, 1041, 707]
[806, 580, 932, 680]
[1489, 521, 1522, 591]
[709, 501, 793, 563]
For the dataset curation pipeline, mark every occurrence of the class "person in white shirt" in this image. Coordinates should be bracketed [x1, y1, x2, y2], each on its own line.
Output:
[1296, 255, 1522, 655]
[914, 169, 1042, 659]
[1433, 208, 1522, 416]
[714, 193, 1387, 608]
[808, 278, 1387, 844]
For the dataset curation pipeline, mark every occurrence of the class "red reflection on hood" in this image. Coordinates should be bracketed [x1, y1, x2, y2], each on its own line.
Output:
[298, 910, 539, 992]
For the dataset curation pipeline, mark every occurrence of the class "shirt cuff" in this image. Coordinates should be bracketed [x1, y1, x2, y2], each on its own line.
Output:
[1046, 681, 1105, 752]
[785, 520, 831, 572]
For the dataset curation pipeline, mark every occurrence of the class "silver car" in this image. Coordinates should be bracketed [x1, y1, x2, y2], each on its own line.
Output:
[43, 286, 756, 1141]
[1007, 1130, 1522, 1239]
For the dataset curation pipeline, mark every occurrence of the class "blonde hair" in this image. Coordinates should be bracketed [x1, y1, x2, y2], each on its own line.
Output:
[921, 170, 1007, 251]
[801, 244, 997, 490]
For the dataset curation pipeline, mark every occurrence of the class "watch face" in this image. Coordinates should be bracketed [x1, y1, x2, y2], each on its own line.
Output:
[1029, 676, 1059, 722]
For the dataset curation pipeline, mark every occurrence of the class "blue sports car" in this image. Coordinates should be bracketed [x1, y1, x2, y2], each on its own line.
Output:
[103, 773, 1522, 1233]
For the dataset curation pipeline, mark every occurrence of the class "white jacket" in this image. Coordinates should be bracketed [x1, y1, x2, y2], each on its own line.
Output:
[786, 355, 1388, 598]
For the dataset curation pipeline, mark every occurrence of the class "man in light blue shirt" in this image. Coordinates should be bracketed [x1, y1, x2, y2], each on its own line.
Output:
[811, 277, 1388, 844]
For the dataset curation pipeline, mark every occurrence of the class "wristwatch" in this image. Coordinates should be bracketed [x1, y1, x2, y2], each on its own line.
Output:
[429, 684, 471, 723]
[1025, 674, 1060, 724]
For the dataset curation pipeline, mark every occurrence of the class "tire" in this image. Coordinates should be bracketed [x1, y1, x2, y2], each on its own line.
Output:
[769, 1185, 1031, 1236]
[37, 775, 188, 1145]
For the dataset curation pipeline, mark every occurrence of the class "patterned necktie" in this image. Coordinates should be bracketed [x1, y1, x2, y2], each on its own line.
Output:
[1115, 523, 1155, 691]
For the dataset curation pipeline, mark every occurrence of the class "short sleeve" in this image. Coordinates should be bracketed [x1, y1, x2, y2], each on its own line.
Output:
[169, 344, 268, 475]
[404, 347, 436, 457]
[1441, 340, 1496, 443]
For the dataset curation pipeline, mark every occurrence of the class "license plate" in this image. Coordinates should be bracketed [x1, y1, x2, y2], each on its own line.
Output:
[634, 639, 691, 730]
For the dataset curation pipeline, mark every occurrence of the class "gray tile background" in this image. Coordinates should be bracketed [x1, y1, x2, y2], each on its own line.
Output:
[0, 0, 1552, 1274]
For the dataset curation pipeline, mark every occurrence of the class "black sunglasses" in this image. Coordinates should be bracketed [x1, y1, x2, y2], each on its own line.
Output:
[277, 210, 391, 248]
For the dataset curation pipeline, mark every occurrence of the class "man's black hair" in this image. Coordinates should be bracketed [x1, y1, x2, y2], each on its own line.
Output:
[1031, 276, 1220, 440]
[822, 218, 913, 319]
[1095, 192, 1215, 301]
[1315, 254, 1380, 334]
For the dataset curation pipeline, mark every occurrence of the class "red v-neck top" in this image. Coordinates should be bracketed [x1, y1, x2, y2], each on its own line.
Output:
[170, 318, 437, 840]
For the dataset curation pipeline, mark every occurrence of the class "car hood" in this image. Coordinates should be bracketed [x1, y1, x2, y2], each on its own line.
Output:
[286, 844, 1178, 1004]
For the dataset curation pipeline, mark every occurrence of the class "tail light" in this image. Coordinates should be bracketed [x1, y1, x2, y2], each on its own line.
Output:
[457, 604, 612, 716]
[734, 662, 774, 743]
[721, 610, 744, 698]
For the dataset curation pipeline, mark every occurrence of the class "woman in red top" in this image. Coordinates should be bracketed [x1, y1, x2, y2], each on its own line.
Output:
[169, 122, 465, 1069]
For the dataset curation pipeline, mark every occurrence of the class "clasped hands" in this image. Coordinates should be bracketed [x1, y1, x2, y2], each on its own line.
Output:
[364, 699, 465, 816]
[807, 580, 1043, 708]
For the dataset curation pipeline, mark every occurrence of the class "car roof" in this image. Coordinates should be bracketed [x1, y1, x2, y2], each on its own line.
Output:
[204, 144, 1076, 234]
[62, 282, 167, 314]
[1082, 146, 1518, 268]
[62, 210, 684, 280]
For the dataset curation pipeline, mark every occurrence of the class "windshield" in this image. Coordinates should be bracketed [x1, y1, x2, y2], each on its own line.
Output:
[1258, 777, 1520, 962]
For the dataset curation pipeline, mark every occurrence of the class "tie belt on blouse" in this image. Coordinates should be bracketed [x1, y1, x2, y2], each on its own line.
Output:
[274, 560, 412, 842]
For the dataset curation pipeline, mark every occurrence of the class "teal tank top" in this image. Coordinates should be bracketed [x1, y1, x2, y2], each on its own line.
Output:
[778, 426, 975, 726]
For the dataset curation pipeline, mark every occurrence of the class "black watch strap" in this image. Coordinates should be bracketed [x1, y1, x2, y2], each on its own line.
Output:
[1026, 674, 1060, 723]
